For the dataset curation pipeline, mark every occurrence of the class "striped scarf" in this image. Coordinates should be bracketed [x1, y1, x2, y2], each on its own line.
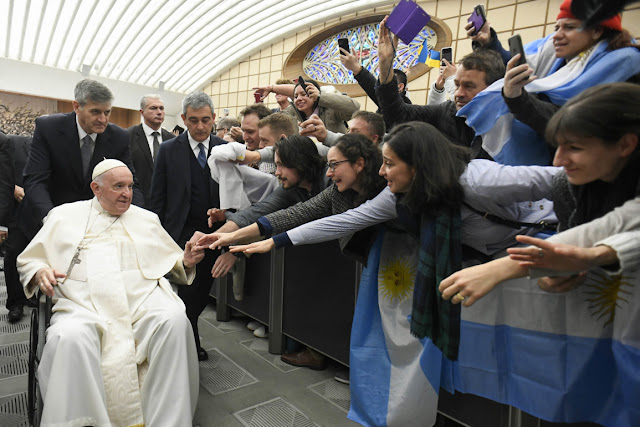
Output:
[397, 203, 463, 360]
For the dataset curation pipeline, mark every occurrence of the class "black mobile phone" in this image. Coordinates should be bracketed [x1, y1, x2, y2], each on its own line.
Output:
[338, 38, 350, 55]
[468, 4, 486, 36]
[440, 47, 453, 66]
[293, 106, 306, 123]
[508, 34, 527, 67]
[297, 75, 310, 96]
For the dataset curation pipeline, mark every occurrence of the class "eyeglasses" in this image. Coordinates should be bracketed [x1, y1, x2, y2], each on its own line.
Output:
[326, 159, 349, 171]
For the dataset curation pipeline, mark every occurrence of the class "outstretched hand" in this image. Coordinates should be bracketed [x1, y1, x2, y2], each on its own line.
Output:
[211, 251, 237, 278]
[439, 262, 503, 307]
[197, 231, 238, 251]
[537, 272, 587, 294]
[229, 238, 275, 255]
[207, 208, 227, 227]
[508, 235, 617, 272]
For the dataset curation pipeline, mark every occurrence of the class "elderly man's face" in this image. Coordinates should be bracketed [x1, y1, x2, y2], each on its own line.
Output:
[73, 100, 112, 134]
[91, 167, 133, 216]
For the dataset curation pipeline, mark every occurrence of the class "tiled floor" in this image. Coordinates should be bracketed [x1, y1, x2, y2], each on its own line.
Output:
[0, 263, 358, 427]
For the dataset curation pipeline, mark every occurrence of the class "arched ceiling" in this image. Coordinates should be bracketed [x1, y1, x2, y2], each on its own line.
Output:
[0, 0, 393, 94]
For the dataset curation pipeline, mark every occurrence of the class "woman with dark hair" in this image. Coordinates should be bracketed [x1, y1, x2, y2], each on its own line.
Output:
[461, 0, 640, 165]
[254, 78, 360, 134]
[232, 121, 557, 349]
[440, 82, 640, 304]
[229, 121, 559, 426]
[198, 133, 386, 259]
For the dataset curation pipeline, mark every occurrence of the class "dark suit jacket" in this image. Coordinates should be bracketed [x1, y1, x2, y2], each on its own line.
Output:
[148, 132, 225, 243]
[0, 134, 32, 228]
[20, 112, 143, 239]
[127, 124, 174, 206]
[0, 132, 13, 227]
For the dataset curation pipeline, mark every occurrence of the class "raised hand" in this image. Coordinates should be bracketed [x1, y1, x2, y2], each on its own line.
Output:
[503, 54, 536, 98]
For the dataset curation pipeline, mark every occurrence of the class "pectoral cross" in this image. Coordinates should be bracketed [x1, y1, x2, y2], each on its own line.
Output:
[61, 247, 82, 284]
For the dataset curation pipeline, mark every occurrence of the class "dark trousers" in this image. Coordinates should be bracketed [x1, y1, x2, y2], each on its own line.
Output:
[178, 225, 219, 350]
[4, 227, 29, 310]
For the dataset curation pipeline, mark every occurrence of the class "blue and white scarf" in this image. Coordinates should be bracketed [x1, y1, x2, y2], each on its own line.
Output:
[457, 34, 640, 166]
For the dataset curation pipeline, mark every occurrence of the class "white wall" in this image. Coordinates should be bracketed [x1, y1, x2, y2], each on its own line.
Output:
[0, 57, 185, 125]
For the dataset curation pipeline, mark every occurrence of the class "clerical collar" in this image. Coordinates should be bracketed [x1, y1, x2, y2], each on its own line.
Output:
[76, 115, 97, 146]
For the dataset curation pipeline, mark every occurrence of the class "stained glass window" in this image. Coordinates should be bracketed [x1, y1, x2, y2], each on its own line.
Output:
[303, 23, 437, 85]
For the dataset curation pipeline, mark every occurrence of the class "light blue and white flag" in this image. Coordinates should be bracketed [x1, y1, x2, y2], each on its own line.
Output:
[457, 35, 640, 166]
[348, 230, 445, 427]
[446, 263, 640, 426]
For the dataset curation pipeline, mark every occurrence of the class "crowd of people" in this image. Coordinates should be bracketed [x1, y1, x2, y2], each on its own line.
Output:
[0, 0, 638, 425]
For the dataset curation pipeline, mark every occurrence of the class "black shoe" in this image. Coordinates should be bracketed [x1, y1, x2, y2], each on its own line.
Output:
[7, 306, 23, 323]
[197, 347, 208, 361]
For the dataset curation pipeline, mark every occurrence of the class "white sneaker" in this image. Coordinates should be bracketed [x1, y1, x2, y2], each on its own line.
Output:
[247, 320, 261, 331]
[254, 325, 269, 338]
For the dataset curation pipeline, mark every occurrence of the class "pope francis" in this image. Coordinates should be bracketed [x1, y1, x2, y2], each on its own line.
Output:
[17, 159, 204, 427]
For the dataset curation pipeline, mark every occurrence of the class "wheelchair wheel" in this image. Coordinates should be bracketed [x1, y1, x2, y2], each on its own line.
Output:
[28, 296, 48, 427]
[27, 308, 39, 426]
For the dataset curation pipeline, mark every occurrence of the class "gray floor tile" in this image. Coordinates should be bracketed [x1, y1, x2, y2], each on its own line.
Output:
[200, 348, 259, 396]
[234, 397, 319, 427]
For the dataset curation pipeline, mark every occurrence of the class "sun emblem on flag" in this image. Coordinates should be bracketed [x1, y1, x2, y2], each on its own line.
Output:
[378, 257, 416, 303]
[583, 271, 634, 326]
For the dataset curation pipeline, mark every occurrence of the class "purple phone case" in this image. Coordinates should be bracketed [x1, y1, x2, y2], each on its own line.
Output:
[385, 0, 431, 45]
[467, 10, 485, 35]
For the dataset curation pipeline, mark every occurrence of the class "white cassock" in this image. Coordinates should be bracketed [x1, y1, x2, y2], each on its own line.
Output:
[18, 198, 199, 427]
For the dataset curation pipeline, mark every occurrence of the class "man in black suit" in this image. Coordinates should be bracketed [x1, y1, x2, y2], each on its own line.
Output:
[149, 91, 225, 361]
[0, 133, 33, 321]
[5, 79, 142, 322]
[127, 95, 174, 206]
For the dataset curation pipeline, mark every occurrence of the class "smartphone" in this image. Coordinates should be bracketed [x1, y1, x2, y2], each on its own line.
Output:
[254, 92, 262, 103]
[293, 106, 306, 123]
[297, 75, 310, 96]
[338, 38, 350, 55]
[467, 4, 486, 36]
[440, 47, 452, 66]
[508, 34, 527, 67]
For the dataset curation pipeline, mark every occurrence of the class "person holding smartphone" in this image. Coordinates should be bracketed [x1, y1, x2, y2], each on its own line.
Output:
[427, 56, 457, 105]
[338, 46, 412, 128]
[458, 0, 640, 166]
[253, 79, 359, 135]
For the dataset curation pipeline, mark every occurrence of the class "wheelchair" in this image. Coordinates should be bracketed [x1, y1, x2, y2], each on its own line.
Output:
[27, 292, 52, 427]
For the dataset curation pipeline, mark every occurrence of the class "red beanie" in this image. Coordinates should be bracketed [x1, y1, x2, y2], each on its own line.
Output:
[557, 0, 623, 31]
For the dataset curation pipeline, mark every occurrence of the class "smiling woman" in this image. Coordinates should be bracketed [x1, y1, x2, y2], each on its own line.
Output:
[440, 82, 640, 305]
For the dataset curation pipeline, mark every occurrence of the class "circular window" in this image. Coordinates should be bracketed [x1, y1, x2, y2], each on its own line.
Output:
[302, 23, 437, 85]
[283, 14, 452, 97]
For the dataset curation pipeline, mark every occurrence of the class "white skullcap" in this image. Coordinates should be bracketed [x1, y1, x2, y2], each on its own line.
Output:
[92, 158, 128, 180]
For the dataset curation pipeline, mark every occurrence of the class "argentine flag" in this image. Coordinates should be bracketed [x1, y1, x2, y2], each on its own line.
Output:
[457, 34, 640, 166]
[445, 255, 640, 425]
[348, 230, 445, 426]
